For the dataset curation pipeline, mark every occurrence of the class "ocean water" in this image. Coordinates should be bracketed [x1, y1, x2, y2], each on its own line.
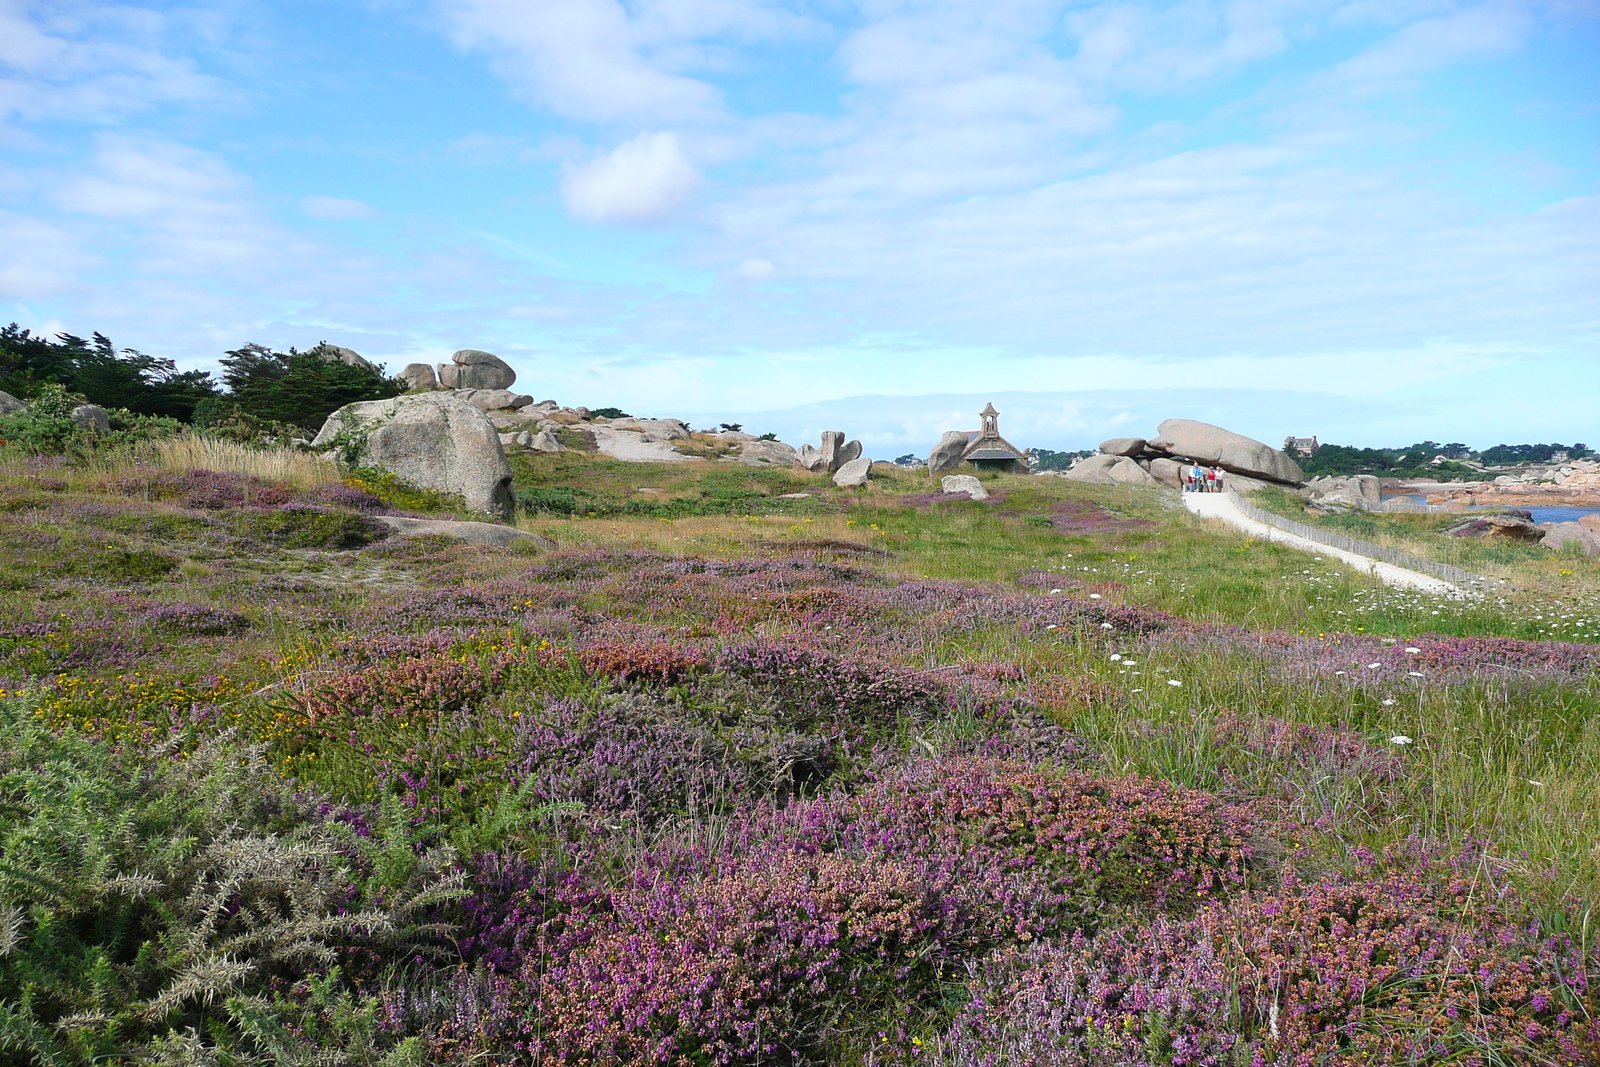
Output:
[1380, 496, 1599, 524]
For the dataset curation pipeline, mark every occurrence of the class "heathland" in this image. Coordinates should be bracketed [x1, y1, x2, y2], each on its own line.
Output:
[0, 437, 1596, 1065]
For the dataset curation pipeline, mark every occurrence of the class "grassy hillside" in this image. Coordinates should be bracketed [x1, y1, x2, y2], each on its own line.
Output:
[0, 442, 1595, 1064]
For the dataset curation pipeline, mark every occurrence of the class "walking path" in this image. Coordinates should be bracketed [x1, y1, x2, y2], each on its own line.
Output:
[1181, 491, 1468, 595]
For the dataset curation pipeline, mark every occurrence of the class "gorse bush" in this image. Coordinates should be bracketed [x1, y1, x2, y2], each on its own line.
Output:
[0, 697, 464, 1065]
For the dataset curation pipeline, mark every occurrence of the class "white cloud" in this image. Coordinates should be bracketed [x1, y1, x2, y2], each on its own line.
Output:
[0, 209, 97, 298]
[0, 1, 221, 125]
[562, 131, 701, 223]
[733, 257, 774, 281]
[300, 195, 377, 221]
[435, 0, 722, 123]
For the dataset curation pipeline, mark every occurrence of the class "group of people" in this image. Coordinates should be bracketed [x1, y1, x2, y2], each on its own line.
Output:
[1184, 463, 1227, 492]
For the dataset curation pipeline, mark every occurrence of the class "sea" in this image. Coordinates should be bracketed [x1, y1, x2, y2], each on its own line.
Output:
[1381, 495, 1600, 524]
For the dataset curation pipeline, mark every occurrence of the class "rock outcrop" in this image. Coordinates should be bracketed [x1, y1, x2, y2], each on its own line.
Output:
[738, 439, 799, 467]
[401, 363, 438, 391]
[927, 431, 970, 475]
[1098, 437, 1147, 457]
[313, 393, 514, 520]
[819, 431, 846, 472]
[1064, 454, 1156, 486]
[796, 444, 826, 472]
[373, 516, 551, 549]
[70, 404, 110, 434]
[1307, 474, 1381, 511]
[318, 345, 375, 370]
[833, 456, 872, 488]
[455, 389, 535, 412]
[1542, 522, 1600, 555]
[1148, 419, 1305, 485]
[940, 474, 988, 500]
[439, 349, 516, 391]
[0, 390, 26, 415]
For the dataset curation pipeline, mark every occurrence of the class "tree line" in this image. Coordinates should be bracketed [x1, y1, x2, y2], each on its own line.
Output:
[0, 324, 402, 435]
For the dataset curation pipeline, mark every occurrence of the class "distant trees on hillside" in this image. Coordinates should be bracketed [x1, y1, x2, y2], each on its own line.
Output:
[0, 325, 220, 422]
[0, 325, 403, 435]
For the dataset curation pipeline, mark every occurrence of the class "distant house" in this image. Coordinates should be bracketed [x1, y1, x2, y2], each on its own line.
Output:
[962, 403, 1029, 473]
[1284, 435, 1319, 456]
[1552, 450, 1570, 463]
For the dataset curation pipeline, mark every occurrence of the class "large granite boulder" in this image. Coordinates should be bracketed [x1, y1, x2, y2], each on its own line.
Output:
[312, 393, 514, 520]
[837, 439, 863, 467]
[927, 431, 970, 475]
[318, 345, 375, 371]
[819, 431, 846, 472]
[1099, 437, 1147, 457]
[0, 390, 26, 415]
[1543, 522, 1600, 555]
[1581, 513, 1600, 531]
[401, 363, 438, 391]
[70, 404, 110, 434]
[1148, 457, 1185, 489]
[607, 417, 690, 441]
[739, 439, 798, 467]
[438, 349, 516, 391]
[833, 456, 872, 487]
[455, 388, 534, 412]
[1064, 454, 1156, 486]
[940, 474, 988, 500]
[1307, 474, 1381, 510]
[796, 444, 826, 472]
[1148, 419, 1305, 485]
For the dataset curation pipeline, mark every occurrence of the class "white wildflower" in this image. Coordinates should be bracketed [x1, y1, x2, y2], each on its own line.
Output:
[1167, 679, 1182, 687]
[1389, 735, 1413, 745]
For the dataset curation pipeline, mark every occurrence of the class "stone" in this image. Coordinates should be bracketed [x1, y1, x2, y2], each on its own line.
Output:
[372, 515, 552, 549]
[739, 439, 799, 467]
[819, 431, 846, 472]
[940, 474, 989, 500]
[796, 444, 826, 472]
[574, 406, 590, 420]
[1063, 454, 1155, 486]
[455, 389, 534, 412]
[1580, 513, 1600, 531]
[832, 456, 872, 487]
[1542, 522, 1600, 555]
[316, 345, 375, 370]
[401, 363, 438, 391]
[312, 393, 514, 520]
[1099, 437, 1147, 457]
[440, 349, 516, 391]
[1107, 456, 1158, 486]
[531, 429, 565, 452]
[1482, 514, 1545, 542]
[1148, 457, 1186, 489]
[1147, 419, 1306, 485]
[837, 439, 863, 466]
[70, 404, 110, 434]
[927, 430, 970, 475]
[607, 417, 690, 441]
[0, 390, 26, 415]
[1307, 474, 1381, 510]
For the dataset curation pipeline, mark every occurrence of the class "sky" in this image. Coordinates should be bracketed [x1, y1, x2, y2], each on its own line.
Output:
[1, 0, 1596, 455]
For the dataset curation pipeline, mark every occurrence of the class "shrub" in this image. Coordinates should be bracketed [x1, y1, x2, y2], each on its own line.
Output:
[0, 697, 464, 1064]
[930, 867, 1599, 1066]
[234, 505, 390, 549]
[94, 544, 179, 581]
[217, 343, 403, 434]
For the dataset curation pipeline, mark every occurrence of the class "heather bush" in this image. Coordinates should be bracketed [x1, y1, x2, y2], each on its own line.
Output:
[233, 504, 390, 549]
[930, 866, 1599, 1066]
[714, 641, 948, 735]
[0, 696, 464, 1064]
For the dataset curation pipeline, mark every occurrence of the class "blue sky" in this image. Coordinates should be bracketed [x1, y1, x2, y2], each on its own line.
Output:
[1, 0, 1596, 454]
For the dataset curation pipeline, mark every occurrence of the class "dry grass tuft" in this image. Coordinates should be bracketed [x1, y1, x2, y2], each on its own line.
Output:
[149, 435, 341, 492]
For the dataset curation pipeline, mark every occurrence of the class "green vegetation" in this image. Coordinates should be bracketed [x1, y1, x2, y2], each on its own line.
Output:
[0, 325, 220, 421]
[200, 343, 403, 434]
[0, 432, 1594, 1063]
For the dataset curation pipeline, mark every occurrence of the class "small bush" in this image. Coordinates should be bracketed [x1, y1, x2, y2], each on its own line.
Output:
[234, 505, 390, 549]
[94, 544, 179, 581]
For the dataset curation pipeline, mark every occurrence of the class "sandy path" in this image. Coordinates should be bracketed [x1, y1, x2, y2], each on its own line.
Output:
[1181, 491, 1467, 595]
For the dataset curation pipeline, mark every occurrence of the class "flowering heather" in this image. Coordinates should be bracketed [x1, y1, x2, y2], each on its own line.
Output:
[141, 600, 251, 635]
[714, 640, 948, 733]
[445, 760, 1260, 1064]
[111, 467, 292, 509]
[931, 868, 1599, 1066]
